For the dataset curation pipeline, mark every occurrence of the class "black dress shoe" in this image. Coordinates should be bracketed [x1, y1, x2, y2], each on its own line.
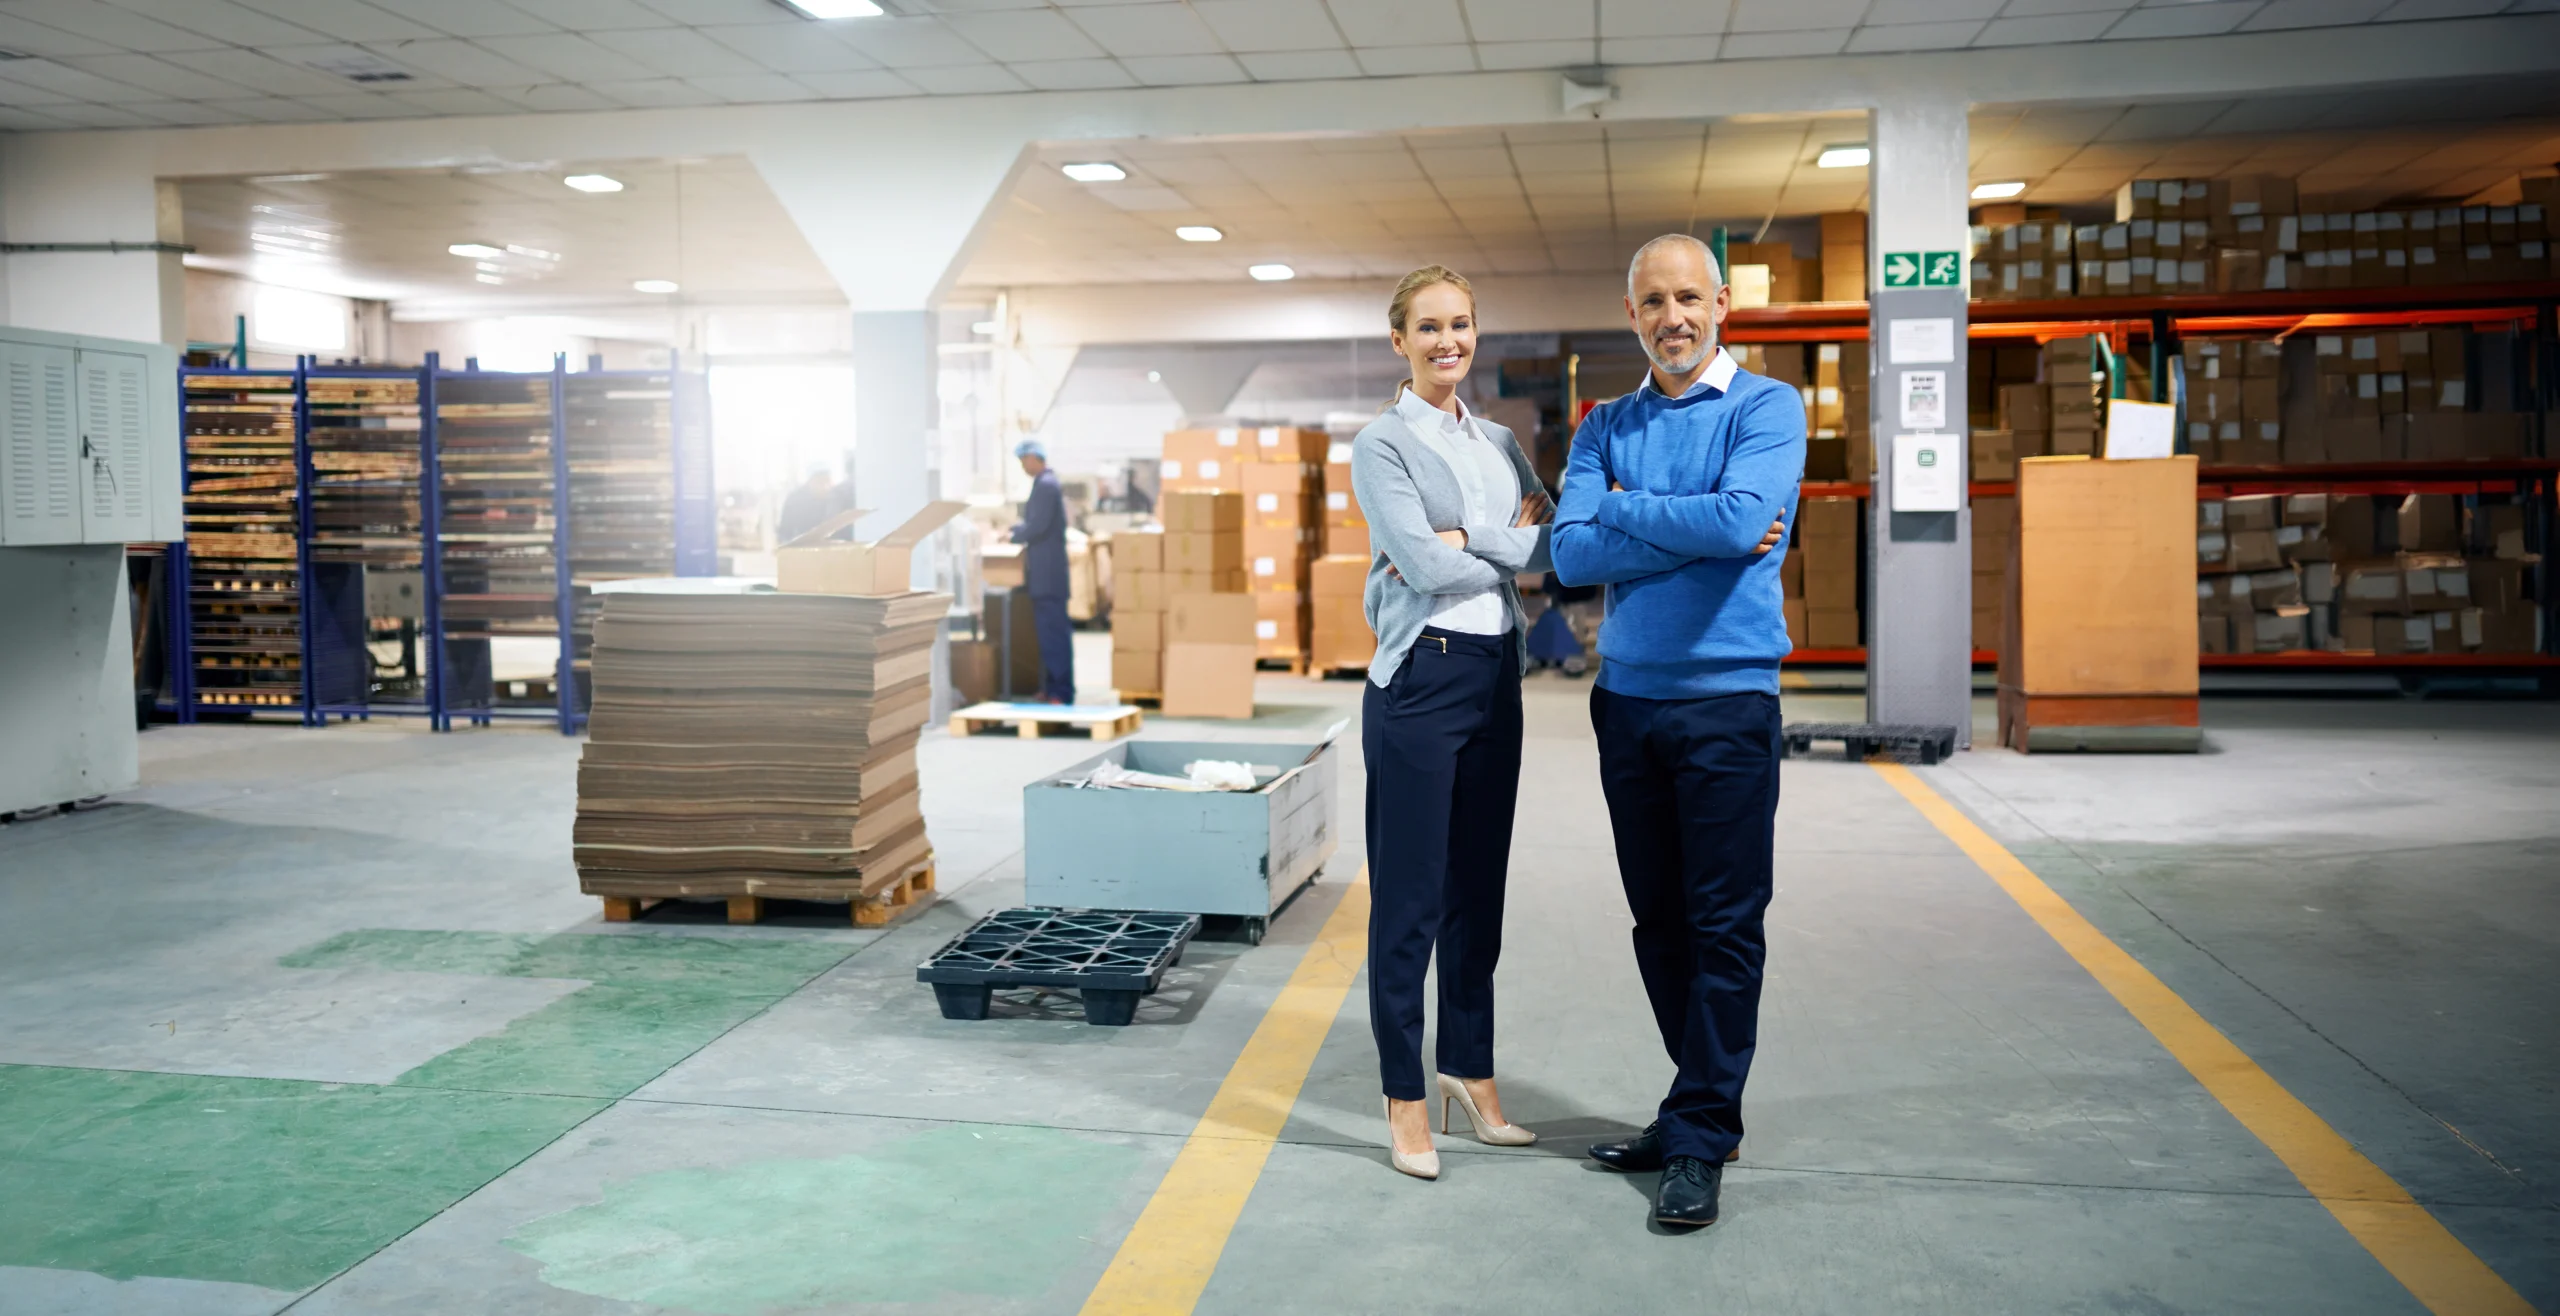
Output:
[1587, 1122, 1664, 1172]
[1590, 1124, 1740, 1172]
[1653, 1155, 1722, 1228]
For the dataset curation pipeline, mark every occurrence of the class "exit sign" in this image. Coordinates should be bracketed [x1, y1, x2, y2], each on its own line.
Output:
[1884, 251, 1963, 288]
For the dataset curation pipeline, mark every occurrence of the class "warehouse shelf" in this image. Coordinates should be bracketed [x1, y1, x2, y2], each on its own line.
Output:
[169, 366, 305, 720]
[429, 353, 573, 734]
[1723, 280, 2560, 338]
[304, 365, 432, 723]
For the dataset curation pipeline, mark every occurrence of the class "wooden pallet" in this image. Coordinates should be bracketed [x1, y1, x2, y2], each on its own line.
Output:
[1308, 665, 1371, 681]
[949, 701, 1142, 741]
[594, 859, 938, 929]
[1113, 690, 1163, 709]
[1255, 655, 1310, 674]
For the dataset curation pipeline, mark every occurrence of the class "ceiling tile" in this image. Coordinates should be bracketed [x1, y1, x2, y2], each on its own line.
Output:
[1068, 3, 1225, 56]
[121, 99, 243, 124]
[1599, 34, 1724, 60]
[941, 9, 1105, 61]
[1847, 18, 1988, 47]
[0, 14, 122, 59]
[590, 26, 770, 77]
[114, 0, 337, 46]
[399, 0, 559, 38]
[0, 105, 80, 127]
[827, 17, 982, 66]
[1353, 43, 1475, 74]
[1236, 48, 1362, 78]
[586, 76, 725, 106]
[219, 0, 437, 41]
[360, 38, 548, 86]
[634, 0, 802, 23]
[3, 0, 228, 52]
[1326, 0, 1466, 47]
[474, 33, 664, 82]
[502, 0, 671, 28]
[292, 90, 431, 119]
[1728, 0, 1871, 31]
[901, 62, 1028, 92]
[1121, 53, 1250, 84]
[1010, 57, 1138, 89]
[1720, 27, 1854, 54]
[1474, 38, 1594, 69]
[684, 71, 817, 101]
[1192, 0, 1341, 51]
[2238, 0, 2393, 23]
[1600, 0, 1735, 35]
[511, 82, 623, 110]
[2104, 0, 2262, 33]
[48, 52, 259, 99]
[1463, 0, 1597, 39]
[390, 85, 533, 114]
[793, 68, 921, 97]
[1973, 10, 2124, 41]
[32, 99, 163, 126]
[195, 94, 334, 120]
[160, 46, 367, 95]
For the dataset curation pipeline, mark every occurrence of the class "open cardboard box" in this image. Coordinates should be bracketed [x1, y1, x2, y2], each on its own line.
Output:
[777, 501, 967, 596]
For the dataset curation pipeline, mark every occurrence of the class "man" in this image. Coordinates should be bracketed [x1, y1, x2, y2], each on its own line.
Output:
[1009, 439, 1074, 704]
[777, 464, 834, 544]
[1550, 234, 1802, 1230]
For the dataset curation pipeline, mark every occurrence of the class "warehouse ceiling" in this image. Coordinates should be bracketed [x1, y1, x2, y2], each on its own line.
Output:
[0, 0, 2541, 132]
[952, 80, 2560, 290]
[178, 155, 839, 316]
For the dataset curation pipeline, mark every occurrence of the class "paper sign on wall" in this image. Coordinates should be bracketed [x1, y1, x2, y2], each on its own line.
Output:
[1889, 317, 1956, 364]
[1891, 433, 1963, 512]
[1899, 370, 1945, 430]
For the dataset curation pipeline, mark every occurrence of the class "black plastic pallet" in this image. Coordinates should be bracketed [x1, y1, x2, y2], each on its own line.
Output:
[917, 907, 1201, 1026]
[1781, 722, 1958, 765]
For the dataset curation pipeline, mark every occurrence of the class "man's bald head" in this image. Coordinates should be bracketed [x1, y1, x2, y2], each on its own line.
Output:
[1625, 233, 1729, 383]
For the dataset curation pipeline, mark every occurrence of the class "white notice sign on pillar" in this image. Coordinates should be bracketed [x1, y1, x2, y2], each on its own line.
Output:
[1890, 433, 1963, 512]
[1899, 370, 1945, 430]
[1889, 317, 1956, 364]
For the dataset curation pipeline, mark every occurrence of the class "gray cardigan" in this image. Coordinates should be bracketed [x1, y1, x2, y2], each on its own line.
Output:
[1348, 405, 1553, 687]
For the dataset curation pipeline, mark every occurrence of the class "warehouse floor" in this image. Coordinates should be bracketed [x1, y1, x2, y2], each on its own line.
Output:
[2, 646, 2554, 1315]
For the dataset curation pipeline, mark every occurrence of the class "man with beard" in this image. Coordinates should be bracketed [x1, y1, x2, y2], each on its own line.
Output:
[1550, 233, 1803, 1230]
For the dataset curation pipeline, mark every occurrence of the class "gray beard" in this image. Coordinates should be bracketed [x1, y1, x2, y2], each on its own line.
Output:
[1642, 326, 1714, 378]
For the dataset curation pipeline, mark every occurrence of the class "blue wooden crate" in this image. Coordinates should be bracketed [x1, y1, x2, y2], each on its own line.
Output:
[1024, 738, 1338, 941]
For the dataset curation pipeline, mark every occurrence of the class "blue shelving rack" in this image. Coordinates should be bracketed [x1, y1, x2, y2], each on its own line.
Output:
[303, 362, 435, 724]
[166, 363, 306, 722]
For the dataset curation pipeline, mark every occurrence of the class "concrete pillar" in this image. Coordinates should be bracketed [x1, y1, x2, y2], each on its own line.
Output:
[0, 136, 186, 345]
[1863, 99, 1974, 744]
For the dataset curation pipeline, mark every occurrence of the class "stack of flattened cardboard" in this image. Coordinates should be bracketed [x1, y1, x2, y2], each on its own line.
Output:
[573, 589, 946, 903]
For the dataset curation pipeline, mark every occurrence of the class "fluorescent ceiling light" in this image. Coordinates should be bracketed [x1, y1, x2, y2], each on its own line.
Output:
[564, 174, 623, 193]
[1971, 181, 2027, 200]
[1248, 264, 1295, 282]
[970, 320, 998, 335]
[476, 274, 505, 284]
[1175, 226, 1223, 242]
[633, 279, 680, 294]
[778, 0, 883, 15]
[1816, 145, 1870, 169]
[449, 242, 503, 259]
[1061, 162, 1126, 183]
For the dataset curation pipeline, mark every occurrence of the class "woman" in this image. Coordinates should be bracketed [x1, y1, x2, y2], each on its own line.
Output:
[1349, 266, 1553, 1181]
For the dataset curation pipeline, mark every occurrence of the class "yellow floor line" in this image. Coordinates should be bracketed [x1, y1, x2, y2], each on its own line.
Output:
[1872, 763, 2534, 1316]
[1079, 869, 1371, 1316]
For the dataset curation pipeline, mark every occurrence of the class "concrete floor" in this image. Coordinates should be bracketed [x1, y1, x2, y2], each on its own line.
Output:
[2, 632, 2553, 1315]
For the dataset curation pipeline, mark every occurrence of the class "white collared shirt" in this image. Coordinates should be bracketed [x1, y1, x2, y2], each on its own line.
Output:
[1393, 386, 1513, 635]
[1642, 345, 1739, 400]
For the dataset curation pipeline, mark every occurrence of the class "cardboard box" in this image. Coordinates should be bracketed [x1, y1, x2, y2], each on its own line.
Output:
[1166, 530, 1243, 575]
[1113, 610, 1162, 652]
[1997, 383, 2049, 434]
[1248, 426, 1328, 463]
[1118, 569, 1165, 613]
[1820, 211, 1867, 246]
[1111, 528, 1164, 573]
[1785, 599, 1808, 649]
[2371, 615, 2432, 656]
[2397, 493, 2459, 553]
[1253, 589, 1306, 656]
[1323, 463, 1362, 525]
[1164, 569, 1245, 596]
[1310, 553, 1368, 599]
[1169, 591, 1256, 644]
[1325, 523, 1371, 558]
[1162, 642, 1256, 718]
[1162, 489, 1243, 533]
[1971, 429, 2016, 481]
[1111, 646, 1162, 694]
[1308, 601, 1375, 671]
[1243, 524, 1312, 590]
[1242, 461, 1316, 525]
[1820, 245, 1866, 303]
[1802, 563, 1857, 612]
[1806, 608, 1859, 650]
[1799, 495, 1857, 545]
[777, 500, 967, 596]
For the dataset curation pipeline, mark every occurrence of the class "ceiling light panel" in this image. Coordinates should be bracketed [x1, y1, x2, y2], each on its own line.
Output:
[1175, 226, 1223, 242]
[1062, 162, 1127, 182]
[1970, 180, 2027, 199]
[1816, 145, 1870, 168]
[564, 174, 624, 193]
[777, 0, 885, 17]
[1248, 263, 1295, 281]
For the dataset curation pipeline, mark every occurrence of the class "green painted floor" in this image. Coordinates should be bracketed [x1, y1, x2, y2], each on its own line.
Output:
[1, 649, 2553, 1315]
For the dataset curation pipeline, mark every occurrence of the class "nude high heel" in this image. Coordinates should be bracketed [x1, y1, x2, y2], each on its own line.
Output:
[1384, 1098, 1441, 1179]
[1438, 1074, 1538, 1147]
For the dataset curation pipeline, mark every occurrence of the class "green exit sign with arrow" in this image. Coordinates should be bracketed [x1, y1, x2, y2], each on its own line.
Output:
[1884, 251, 1964, 288]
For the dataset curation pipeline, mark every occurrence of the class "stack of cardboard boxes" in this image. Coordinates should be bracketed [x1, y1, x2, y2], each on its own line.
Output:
[1973, 495, 2014, 653]
[1242, 457, 1320, 665]
[1989, 338, 2100, 463]
[1734, 341, 1870, 480]
[1794, 496, 1859, 651]
[2197, 492, 2536, 655]
[1110, 491, 1254, 712]
[1323, 447, 1368, 559]
[1715, 213, 1863, 308]
[1819, 213, 1867, 304]
[1161, 425, 1330, 493]
[1308, 553, 1373, 672]
[2176, 337, 2286, 465]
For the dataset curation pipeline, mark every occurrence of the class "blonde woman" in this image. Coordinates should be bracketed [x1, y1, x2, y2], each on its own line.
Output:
[1349, 266, 1552, 1180]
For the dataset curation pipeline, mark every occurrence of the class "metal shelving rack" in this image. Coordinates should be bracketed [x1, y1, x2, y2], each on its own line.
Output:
[1722, 280, 2557, 679]
[427, 352, 575, 734]
[559, 352, 714, 725]
[168, 365, 306, 719]
[303, 363, 433, 722]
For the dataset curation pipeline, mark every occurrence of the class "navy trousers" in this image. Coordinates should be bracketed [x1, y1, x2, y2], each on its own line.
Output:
[1363, 627, 1523, 1102]
[1031, 593, 1074, 703]
[1590, 685, 1781, 1161]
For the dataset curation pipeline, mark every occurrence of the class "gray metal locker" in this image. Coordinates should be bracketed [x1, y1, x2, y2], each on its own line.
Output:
[76, 348, 153, 544]
[0, 339, 81, 547]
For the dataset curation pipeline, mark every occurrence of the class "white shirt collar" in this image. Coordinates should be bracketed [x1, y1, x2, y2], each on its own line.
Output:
[1395, 384, 1472, 434]
[1643, 346, 1738, 400]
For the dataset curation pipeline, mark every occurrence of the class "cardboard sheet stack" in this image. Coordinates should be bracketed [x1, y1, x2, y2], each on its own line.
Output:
[572, 589, 945, 905]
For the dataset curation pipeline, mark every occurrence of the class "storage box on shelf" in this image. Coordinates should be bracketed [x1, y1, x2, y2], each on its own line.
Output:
[2199, 488, 2542, 658]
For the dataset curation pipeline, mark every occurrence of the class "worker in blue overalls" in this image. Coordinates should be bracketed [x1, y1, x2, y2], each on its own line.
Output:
[1009, 439, 1074, 704]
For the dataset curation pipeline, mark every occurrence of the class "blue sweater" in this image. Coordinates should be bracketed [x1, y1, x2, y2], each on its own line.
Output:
[1551, 367, 1806, 699]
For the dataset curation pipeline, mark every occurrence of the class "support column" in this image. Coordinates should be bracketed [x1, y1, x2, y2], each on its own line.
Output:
[1864, 99, 1974, 744]
[0, 136, 186, 345]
